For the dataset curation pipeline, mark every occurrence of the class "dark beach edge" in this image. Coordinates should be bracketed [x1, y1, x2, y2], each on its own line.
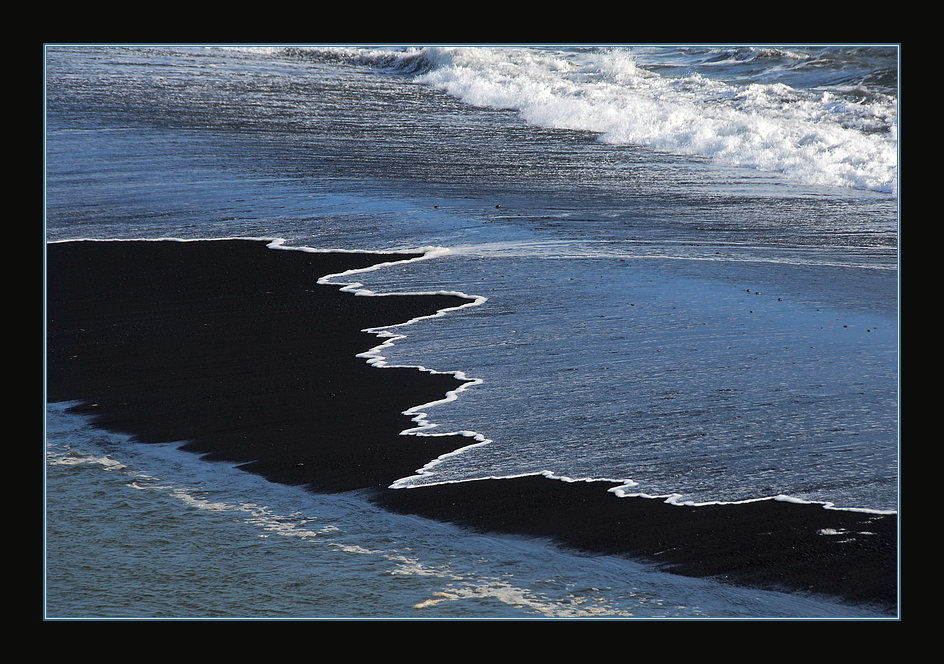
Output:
[45, 238, 898, 615]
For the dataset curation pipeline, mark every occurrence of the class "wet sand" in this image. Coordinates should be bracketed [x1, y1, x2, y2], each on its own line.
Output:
[45, 238, 898, 614]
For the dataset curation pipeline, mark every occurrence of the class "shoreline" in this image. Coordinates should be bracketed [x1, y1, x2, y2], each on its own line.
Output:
[45, 238, 898, 615]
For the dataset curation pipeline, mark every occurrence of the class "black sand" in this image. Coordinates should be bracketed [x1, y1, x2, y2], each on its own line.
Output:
[45, 239, 898, 614]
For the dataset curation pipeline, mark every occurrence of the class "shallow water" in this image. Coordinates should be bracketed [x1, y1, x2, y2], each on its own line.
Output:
[46, 403, 884, 619]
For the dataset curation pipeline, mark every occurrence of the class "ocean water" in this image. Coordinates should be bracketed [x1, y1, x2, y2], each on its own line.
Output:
[44, 45, 899, 618]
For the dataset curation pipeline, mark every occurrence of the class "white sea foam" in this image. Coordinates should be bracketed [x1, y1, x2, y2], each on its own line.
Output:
[400, 46, 897, 194]
[271, 240, 498, 478]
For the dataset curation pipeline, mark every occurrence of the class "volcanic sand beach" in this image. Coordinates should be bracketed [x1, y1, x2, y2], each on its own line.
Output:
[45, 238, 897, 614]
